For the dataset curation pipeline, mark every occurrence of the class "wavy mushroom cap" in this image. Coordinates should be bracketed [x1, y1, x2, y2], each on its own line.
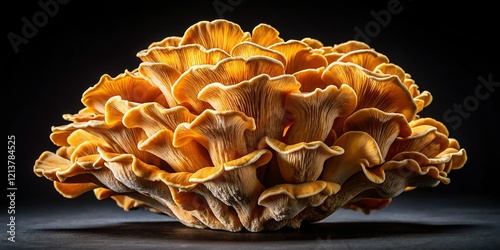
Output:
[34, 19, 467, 232]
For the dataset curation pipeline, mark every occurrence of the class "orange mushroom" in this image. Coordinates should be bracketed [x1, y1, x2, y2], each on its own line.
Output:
[33, 19, 468, 232]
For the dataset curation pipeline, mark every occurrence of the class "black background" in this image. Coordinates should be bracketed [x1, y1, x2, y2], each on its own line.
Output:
[4, 0, 499, 208]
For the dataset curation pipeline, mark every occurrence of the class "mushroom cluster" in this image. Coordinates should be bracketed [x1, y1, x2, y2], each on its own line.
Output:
[34, 19, 467, 232]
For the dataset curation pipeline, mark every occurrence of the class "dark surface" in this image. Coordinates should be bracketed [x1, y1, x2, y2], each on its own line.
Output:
[3, 190, 500, 249]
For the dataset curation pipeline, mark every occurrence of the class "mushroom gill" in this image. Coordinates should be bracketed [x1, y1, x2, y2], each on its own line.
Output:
[173, 109, 256, 166]
[284, 84, 357, 144]
[198, 74, 301, 150]
[33, 19, 468, 232]
[172, 56, 285, 113]
[261, 136, 344, 183]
